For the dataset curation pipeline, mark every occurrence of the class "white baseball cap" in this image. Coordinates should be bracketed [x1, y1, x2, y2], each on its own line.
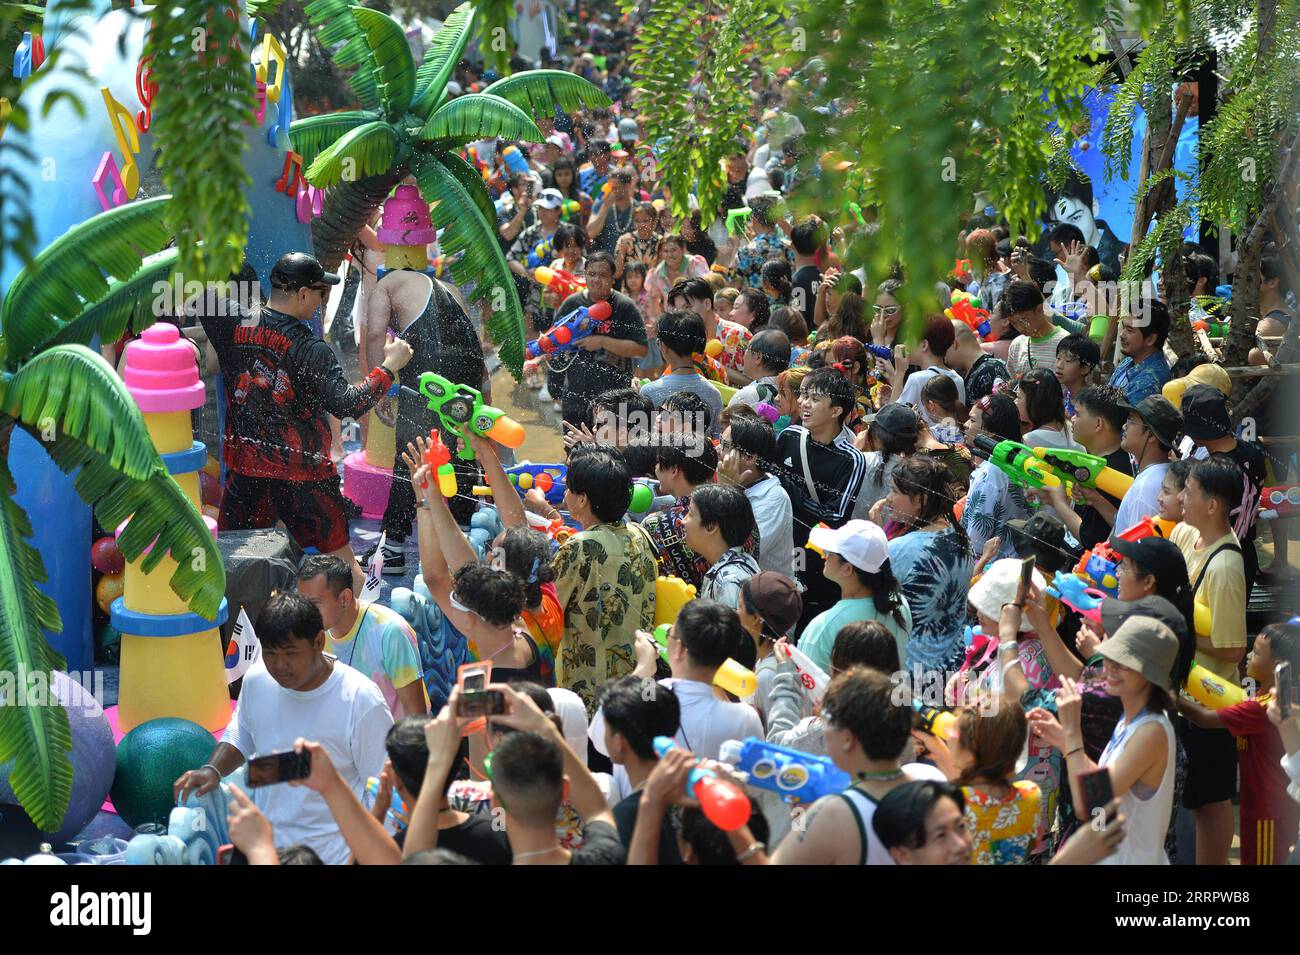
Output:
[536, 188, 565, 210]
[807, 520, 889, 573]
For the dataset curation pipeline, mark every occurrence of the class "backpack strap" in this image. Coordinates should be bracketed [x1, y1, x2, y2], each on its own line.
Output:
[1191, 542, 1242, 598]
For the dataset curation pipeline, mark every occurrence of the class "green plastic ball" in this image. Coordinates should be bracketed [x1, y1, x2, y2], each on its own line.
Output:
[110, 718, 215, 830]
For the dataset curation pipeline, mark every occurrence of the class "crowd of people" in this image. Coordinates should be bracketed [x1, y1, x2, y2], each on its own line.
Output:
[159, 12, 1300, 867]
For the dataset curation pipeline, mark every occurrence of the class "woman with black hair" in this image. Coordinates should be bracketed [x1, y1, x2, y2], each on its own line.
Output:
[550, 155, 593, 228]
[962, 393, 1032, 561]
[501, 525, 564, 687]
[761, 258, 794, 310]
[880, 456, 973, 678]
[1015, 367, 1083, 451]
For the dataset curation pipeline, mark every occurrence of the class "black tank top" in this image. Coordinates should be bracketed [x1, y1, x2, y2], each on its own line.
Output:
[488, 631, 545, 686]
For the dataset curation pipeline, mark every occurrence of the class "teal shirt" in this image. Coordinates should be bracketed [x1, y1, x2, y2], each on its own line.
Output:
[798, 595, 912, 674]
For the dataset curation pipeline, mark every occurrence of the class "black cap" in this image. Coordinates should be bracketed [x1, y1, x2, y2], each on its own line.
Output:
[1100, 593, 1188, 644]
[1179, 384, 1232, 442]
[1006, 509, 1071, 573]
[870, 402, 918, 439]
[269, 252, 341, 291]
[1119, 395, 1183, 449]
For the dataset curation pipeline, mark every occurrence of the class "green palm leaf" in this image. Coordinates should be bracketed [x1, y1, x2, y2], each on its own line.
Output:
[40, 250, 179, 355]
[0, 196, 172, 368]
[304, 0, 382, 111]
[290, 110, 377, 170]
[436, 151, 498, 227]
[305, 121, 400, 189]
[246, 0, 287, 15]
[411, 154, 526, 378]
[28, 420, 226, 620]
[409, 2, 477, 119]
[421, 94, 543, 143]
[479, 70, 612, 120]
[0, 454, 72, 833]
[0, 346, 166, 481]
[351, 7, 416, 119]
[0, 452, 72, 831]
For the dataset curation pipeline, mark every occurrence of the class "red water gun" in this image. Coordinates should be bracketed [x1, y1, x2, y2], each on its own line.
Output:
[424, 430, 457, 498]
[534, 265, 588, 301]
[1261, 485, 1300, 519]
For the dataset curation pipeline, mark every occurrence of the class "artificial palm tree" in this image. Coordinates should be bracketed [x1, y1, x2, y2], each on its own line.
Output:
[284, 1, 611, 376]
[0, 195, 226, 831]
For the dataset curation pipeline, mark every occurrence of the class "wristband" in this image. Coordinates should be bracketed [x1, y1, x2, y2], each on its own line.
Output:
[735, 841, 765, 863]
[1065, 746, 1083, 758]
[202, 763, 223, 778]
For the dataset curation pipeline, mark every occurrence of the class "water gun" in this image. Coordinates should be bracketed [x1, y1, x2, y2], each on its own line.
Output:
[1047, 571, 1104, 623]
[504, 462, 566, 504]
[416, 372, 526, 461]
[560, 198, 582, 220]
[725, 206, 752, 237]
[523, 509, 576, 546]
[946, 290, 991, 339]
[423, 430, 458, 498]
[953, 259, 972, 285]
[844, 201, 865, 226]
[652, 737, 752, 831]
[970, 434, 1062, 490]
[628, 480, 656, 515]
[533, 265, 587, 301]
[654, 623, 672, 660]
[526, 238, 555, 270]
[1191, 318, 1229, 338]
[1260, 485, 1300, 519]
[1183, 662, 1246, 710]
[718, 738, 851, 805]
[654, 575, 697, 629]
[774, 640, 832, 704]
[912, 699, 958, 740]
[526, 301, 612, 359]
[1073, 542, 1120, 596]
[1215, 283, 1233, 303]
[1030, 446, 1135, 499]
[363, 777, 408, 830]
[714, 659, 757, 697]
[754, 401, 791, 433]
[500, 143, 529, 176]
[866, 342, 893, 362]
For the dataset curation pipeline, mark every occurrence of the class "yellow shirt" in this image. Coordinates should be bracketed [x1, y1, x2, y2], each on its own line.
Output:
[1170, 523, 1246, 682]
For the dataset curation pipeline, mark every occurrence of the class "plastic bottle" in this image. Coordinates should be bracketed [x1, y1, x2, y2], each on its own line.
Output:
[718, 737, 850, 804]
[652, 736, 751, 831]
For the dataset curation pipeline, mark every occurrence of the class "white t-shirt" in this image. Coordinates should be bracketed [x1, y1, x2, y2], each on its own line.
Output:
[1114, 462, 1168, 533]
[730, 376, 780, 411]
[1023, 427, 1083, 451]
[589, 677, 764, 802]
[896, 366, 966, 408]
[222, 659, 393, 865]
[746, 474, 795, 577]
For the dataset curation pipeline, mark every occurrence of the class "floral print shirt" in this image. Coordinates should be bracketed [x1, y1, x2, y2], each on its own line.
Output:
[552, 522, 659, 714]
[963, 780, 1043, 865]
[735, 232, 793, 290]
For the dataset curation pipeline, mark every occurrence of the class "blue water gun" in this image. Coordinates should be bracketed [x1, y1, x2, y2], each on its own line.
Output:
[526, 300, 612, 359]
[527, 238, 555, 270]
[473, 462, 568, 506]
[866, 343, 893, 362]
[717, 738, 851, 805]
[1046, 571, 1104, 623]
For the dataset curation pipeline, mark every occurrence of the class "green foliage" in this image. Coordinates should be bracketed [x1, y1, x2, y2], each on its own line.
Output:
[419, 92, 541, 142]
[479, 70, 612, 120]
[352, 6, 417, 118]
[305, 119, 400, 186]
[288, 110, 374, 168]
[0, 197, 171, 368]
[410, 0, 477, 118]
[473, 0, 515, 78]
[624, 0, 784, 222]
[144, 0, 254, 285]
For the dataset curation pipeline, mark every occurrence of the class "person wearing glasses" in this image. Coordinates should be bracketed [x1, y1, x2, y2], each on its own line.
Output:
[202, 252, 412, 593]
[587, 164, 638, 256]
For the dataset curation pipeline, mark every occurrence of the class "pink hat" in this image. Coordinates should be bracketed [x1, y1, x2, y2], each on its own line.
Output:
[377, 184, 436, 246]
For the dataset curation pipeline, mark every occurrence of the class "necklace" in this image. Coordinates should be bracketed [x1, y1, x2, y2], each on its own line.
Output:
[611, 202, 631, 233]
[339, 605, 370, 670]
[856, 768, 904, 781]
[513, 845, 566, 863]
[478, 630, 521, 663]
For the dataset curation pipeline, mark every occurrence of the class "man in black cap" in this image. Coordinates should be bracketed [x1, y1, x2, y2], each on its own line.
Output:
[1114, 395, 1182, 531]
[202, 252, 413, 592]
[1180, 383, 1266, 595]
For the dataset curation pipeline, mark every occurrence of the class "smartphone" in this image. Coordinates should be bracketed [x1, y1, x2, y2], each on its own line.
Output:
[458, 661, 492, 692]
[458, 689, 507, 718]
[1078, 767, 1114, 817]
[246, 749, 312, 788]
[1277, 661, 1293, 718]
[1015, 556, 1036, 606]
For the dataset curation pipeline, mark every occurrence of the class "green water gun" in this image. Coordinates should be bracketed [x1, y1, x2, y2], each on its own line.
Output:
[725, 206, 752, 237]
[416, 372, 526, 461]
[970, 435, 1062, 490]
[1031, 446, 1135, 498]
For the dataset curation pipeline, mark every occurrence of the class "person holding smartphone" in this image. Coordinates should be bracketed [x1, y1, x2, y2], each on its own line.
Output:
[1177, 622, 1300, 865]
[173, 593, 393, 865]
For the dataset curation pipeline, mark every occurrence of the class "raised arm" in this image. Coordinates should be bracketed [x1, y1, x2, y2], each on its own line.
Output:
[468, 433, 527, 530]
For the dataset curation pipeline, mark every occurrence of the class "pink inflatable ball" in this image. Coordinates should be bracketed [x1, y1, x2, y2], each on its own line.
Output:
[199, 469, 223, 508]
[95, 573, 125, 615]
[91, 535, 125, 575]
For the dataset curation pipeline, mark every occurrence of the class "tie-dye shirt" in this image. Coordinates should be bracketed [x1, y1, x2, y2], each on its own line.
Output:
[327, 601, 427, 719]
